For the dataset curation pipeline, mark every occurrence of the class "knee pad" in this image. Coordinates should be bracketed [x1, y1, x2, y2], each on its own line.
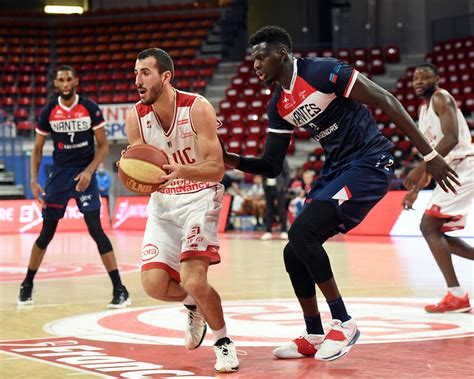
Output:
[36, 219, 59, 249]
[283, 243, 316, 298]
[84, 210, 113, 254]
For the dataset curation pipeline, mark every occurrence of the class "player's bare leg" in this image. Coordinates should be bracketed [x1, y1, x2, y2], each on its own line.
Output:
[141, 269, 187, 302]
[180, 257, 239, 372]
[421, 214, 471, 313]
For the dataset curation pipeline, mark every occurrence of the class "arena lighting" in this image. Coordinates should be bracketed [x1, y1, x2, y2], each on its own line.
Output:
[44, 5, 84, 14]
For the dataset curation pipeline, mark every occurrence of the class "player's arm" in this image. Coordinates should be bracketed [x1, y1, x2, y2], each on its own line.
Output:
[349, 74, 459, 193]
[160, 98, 224, 184]
[30, 133, 47, 205]
[431, 91, 459, 156]
[125, 109, 144, 146]
[75, 127, 109, 192]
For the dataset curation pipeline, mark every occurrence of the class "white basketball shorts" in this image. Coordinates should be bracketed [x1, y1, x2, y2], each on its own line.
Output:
[425, 156, 473, 232]
[140, 184, 224, 281]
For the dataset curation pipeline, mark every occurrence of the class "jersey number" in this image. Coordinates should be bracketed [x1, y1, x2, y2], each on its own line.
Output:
[68, 132, 75, 143]
[384, 159, 394, 171]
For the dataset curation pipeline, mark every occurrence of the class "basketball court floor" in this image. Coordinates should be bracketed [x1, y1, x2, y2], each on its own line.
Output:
[1, 231, 473, 378]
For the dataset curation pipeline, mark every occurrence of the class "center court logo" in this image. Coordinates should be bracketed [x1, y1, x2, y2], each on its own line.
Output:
[44, 298, 473, 346]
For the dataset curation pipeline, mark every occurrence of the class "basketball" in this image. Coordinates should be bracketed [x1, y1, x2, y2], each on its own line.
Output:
[118, 144, 169, 194]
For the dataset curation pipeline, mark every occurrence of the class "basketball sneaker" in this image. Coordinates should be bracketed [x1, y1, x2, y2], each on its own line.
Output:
[260, 232, 272, 240]
[17, 283, 34, 306]
[425, 292, 471, 313]
[315, 318, 360, 361]
[273, 332, 324, 358]
[108, 285, 131, 309]
[213, 337, 239, 372]
[184, 306, 207, 349]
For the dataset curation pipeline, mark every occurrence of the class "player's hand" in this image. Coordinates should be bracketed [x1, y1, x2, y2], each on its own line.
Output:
[218, 135, 240, 169]
[403, 166, 424, 190]
[425, 155, 460, 194]
[74, 171, 92, 192]
[401, 190, 418, 210]
[31, 182, 45, 207]
[157, 160, 181, 190]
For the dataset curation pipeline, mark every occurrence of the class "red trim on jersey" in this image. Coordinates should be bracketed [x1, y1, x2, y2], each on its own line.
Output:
[343, 69, 357, 97]
[134, 104, 147, 144]
[180, 247, 221, 265]
[141, 262, 180, 282]
[277, 76, 318, 118]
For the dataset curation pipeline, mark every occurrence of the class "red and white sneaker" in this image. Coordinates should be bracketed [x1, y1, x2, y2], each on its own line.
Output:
[273, 332, 324, 359]
[315, 318, 360, 361]
[425, 292, 471, 313]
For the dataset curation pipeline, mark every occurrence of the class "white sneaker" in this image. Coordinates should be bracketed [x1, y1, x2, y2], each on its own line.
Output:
[280, 232, 288, 240]
[214, 338, 239, 372]
[184, 306, 207, 350]
[260, 232, 272, 240]
[315, 318, 360, 361]
[273, 331, 324, 359]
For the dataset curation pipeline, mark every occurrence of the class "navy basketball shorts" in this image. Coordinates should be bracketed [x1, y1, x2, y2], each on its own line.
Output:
[307, 152, 395, 233]
[42, 165, 101, 220]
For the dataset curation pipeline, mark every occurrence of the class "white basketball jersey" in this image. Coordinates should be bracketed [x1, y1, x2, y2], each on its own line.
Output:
[134, 89, 219, 195]
[418, 89, 474, 163]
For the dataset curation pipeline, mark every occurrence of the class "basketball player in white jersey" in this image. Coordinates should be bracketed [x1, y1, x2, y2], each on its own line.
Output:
[403, 63, 473, 313]
[124, 48, 239, 372]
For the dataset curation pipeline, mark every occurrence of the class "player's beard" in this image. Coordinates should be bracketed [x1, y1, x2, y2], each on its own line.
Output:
[141, 81, 163, 105]
[59, 91, 75, 101]
[416, 84, 437, 98]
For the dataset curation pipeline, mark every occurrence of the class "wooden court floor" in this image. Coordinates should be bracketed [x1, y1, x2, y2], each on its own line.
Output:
[0, 231, 473, 378]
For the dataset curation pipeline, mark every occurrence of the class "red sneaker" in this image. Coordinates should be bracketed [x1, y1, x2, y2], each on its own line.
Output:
[425, 292, 471, 313]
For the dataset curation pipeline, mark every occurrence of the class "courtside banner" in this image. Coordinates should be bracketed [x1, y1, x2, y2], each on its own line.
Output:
[112, 194, 232, 232]
[0, 198, 110, 234]
[101, 103, 133, 141]
[111, 196, 149, 230]
[349, 190, 474, 237]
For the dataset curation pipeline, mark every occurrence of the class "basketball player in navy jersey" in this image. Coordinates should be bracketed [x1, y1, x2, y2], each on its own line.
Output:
[220, 26, 459, 361]
[17, 65, 130, 309]
[402, 63, 473, 313]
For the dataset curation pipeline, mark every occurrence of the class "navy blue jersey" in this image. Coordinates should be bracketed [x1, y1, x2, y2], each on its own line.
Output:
[267, 57, 393, 176]
[36, 95, 106, 167]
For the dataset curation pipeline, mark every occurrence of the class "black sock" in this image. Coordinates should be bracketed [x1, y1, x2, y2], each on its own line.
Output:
[214, 337, 231, 346]
[304, 314, 324, 335]
[23, 269, 37, 285]
[327, 296, 350, 322]
[108, 269, 123, 289]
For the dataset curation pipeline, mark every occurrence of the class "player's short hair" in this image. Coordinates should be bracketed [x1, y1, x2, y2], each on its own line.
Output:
[137, 48, 174, 81]
[249, 25, 293, 51]
[55, 65, 76, 78]
[415, 62, 439, 75]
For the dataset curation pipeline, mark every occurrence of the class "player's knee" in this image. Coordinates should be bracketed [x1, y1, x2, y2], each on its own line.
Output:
[141, 271, 170, 300]
[84, 211, 113, 254]
[283, 243, 299, 273]
[420, 216, 439, 237]
[36, 219, 59, 249]
[181, 270, 208, 297]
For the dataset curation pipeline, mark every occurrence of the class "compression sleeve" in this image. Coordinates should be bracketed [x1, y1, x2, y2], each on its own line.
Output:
[236, 132, 291, 177]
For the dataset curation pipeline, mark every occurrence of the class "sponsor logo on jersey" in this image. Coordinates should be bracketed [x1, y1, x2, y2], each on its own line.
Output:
[50, 117, 92, 133]
[58, 141, 89, 150]
[313, 122, 339, 142]
[290, 103, 322, 125]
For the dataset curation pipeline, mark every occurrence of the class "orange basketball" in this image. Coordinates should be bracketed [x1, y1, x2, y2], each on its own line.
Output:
[118, 144, 169, 194]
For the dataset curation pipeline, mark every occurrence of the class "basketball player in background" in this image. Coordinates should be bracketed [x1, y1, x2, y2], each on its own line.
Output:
[403, 63, 473, 313]
[123, 48, 239, 373]
[17, 65, 130, 308]
[220, 26, 459, 362]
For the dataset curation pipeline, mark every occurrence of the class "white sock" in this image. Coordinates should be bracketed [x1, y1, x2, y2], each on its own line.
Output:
[211, 325, 228, 343]
[182, 294, 196, 306]
[448, 287, 465, 297]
